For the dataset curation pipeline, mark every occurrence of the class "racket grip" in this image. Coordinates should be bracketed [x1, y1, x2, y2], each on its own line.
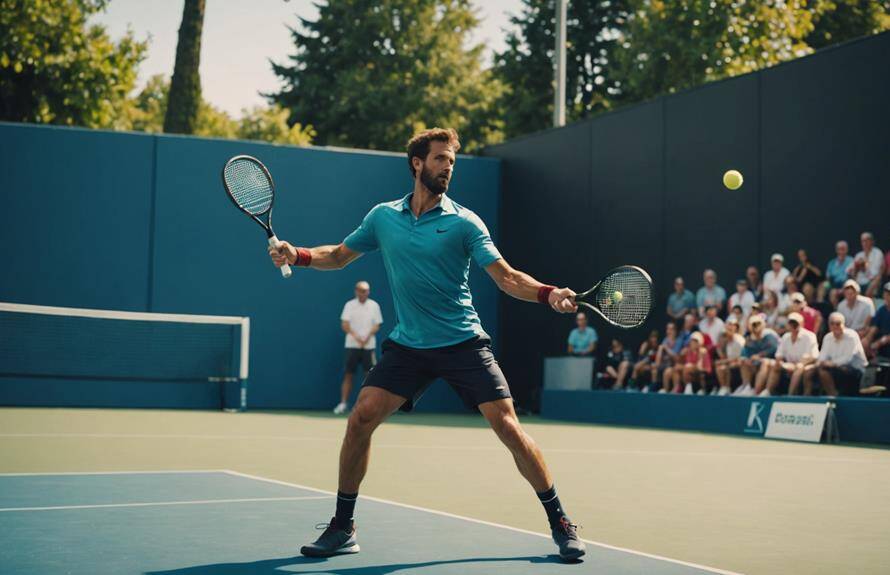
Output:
[269, 236, 293, 278]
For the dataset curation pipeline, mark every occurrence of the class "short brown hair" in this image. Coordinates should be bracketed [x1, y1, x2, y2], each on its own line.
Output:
[406, 128, 460, 178]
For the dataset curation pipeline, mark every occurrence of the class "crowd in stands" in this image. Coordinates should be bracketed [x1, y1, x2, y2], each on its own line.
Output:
[566, 232, 890, 397]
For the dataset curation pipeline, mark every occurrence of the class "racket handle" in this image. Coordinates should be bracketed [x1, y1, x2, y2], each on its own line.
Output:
[269, 236, 293, 278]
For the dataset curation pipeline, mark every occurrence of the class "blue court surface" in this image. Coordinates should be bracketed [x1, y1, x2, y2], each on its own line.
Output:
[0, 470, 739, 575]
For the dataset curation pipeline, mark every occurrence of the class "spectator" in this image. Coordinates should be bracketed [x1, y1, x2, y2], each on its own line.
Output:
[715, 318, 745, 396]
[667, 277, 696, 324]
[677, 313, 697, 352]
[654, 323, 682, 392]
[601, 339, 633, 390]
[763, 253, 790, 295]
[734, 315, 779, 396]
[809, 312, 867, 396]
[837, 279, 876, 338]
[789, 292, 822, 336]
[885, 250, 890, 284]
[847, 232, 884, 297]
[792, 249, 823, 296]
[761, 290, 783, 332]
[629, 330, 660, 392]
[746, 266, 764, 301]
[567, 312, 598, 356]
[696, 269, 727, 316]
[699, 305, 725, 346]
[863, 282, 890, 359]
[728, 304, 748, 335]
[728, 279, 755, 318]
[670, 332, 712, 395]
[821, 240, 854, 306]
[761, 312, 819, 397]
[777, 276, 800, 313]
[335, 281, 383, 415]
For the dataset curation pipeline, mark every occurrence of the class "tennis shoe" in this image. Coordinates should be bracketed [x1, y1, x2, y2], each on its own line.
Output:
[300, 518, 360, 557]
[333, 402, 348, 415]
[551, 516, 586, 561]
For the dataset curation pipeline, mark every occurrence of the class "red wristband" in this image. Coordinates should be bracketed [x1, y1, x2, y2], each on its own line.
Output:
[537, 285, 556, 305]
[294, 247, 312, 267]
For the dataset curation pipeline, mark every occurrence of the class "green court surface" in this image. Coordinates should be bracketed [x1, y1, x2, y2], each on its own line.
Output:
[1, 408, 888, 574]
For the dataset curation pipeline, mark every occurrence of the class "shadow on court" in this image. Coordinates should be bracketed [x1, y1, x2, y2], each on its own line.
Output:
[145, 554, 569, 575]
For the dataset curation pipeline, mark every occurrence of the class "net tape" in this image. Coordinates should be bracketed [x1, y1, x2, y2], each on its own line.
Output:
[224, 158, 273, 215]
[595, 266, 653, 327]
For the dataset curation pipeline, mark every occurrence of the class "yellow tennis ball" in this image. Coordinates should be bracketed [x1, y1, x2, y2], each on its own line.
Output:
[613, 291, 623, 303]
[723, 169, 743, 190]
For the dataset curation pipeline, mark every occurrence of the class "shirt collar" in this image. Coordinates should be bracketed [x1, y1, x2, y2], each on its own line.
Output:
[400, 193, 456, 215]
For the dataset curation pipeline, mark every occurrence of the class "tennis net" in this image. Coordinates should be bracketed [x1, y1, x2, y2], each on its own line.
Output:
[0, 302, 250, 410]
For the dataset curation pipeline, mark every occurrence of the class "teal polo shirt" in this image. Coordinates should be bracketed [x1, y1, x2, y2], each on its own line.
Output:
[343, 193, 502, 349]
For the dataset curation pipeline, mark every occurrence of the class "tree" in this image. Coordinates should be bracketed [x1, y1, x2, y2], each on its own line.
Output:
[239, 105, 315, 146]
[271, 0, 504, 153]
[494, 0, 630, 139]
[0, 0, 147, 127]
[127, 74, 313, 145]
[807, 0, 890, 49]
[615, 0, 822, 102]
[164, 0, 205, 134]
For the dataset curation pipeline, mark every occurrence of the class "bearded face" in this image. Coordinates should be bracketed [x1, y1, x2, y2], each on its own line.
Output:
[419, 162, 450, 195]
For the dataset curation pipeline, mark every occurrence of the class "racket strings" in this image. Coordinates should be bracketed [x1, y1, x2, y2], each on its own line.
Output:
[224, 159, 274, 215]
[597, 267, 652, 327]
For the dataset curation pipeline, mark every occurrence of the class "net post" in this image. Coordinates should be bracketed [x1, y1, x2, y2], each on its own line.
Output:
[239, 317, 250, 412]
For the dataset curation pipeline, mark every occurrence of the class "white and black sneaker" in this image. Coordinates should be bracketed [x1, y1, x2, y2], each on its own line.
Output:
[300, 518, 360, 557]
[551, 516, 586, 561]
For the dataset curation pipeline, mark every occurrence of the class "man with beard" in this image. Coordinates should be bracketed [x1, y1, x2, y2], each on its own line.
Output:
[269, 128, 585, 561]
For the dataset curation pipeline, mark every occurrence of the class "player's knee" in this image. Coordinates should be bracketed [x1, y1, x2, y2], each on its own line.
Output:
[492, 416, 523, 446]
[346, 402, 379, 437]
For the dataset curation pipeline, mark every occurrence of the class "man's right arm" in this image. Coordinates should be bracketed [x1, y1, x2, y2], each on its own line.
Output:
[270, 242, 362, 270]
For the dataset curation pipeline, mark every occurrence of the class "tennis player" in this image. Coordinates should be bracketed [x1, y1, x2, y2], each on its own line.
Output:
[269, 128, 585, 561]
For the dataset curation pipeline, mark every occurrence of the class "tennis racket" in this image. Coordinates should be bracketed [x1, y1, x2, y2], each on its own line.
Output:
[222, 155, 291, 278]
[572, 265, 653, 328]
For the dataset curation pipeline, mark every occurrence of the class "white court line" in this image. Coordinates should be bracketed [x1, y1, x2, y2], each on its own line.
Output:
[223, 469, 745, 575]
[0, 469, 227, 477]
[0, 495, 330, 513]
[1, 433, 883, 465]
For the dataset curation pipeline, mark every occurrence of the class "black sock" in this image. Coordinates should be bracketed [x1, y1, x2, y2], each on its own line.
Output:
[536, 485, 566, 527]
[334, 491, 357, 530]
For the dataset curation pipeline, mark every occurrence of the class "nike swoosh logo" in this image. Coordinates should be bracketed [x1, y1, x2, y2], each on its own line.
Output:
[436, 228, 448, 233]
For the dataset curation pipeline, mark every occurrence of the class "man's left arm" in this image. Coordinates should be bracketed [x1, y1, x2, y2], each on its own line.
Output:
[485, 259, 576, 313]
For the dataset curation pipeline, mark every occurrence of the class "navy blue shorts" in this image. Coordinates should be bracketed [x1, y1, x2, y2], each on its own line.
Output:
[362, 336, 511, 412]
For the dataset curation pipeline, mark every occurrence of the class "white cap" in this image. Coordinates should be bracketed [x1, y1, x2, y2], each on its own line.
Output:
[690, 332, 704, 343]
[771, 253, 784, 263]
[787, 312, 804, 325]
[843, 279, 860, 293]
[790, 292, 806, 304]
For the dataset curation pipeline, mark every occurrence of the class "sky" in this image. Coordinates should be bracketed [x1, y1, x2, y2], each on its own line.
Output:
[93, 0, 525, 118]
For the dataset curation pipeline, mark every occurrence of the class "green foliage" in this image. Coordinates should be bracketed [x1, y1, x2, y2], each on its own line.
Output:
[0, 0, 147, 128]
[494, 0, 630, 139]
[808, 0, 890, 49]
[126, 74, 312, 146]
[239, 105, 316, 146]
[271, 0, 505, 153]
[164, 0, 205, 134]
[615, 0, 821, 102]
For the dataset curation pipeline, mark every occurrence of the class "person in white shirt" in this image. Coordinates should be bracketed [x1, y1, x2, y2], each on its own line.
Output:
[334, 281, 384, 414]
[847, 231, 885, 297]
[807, 312, 867, 396]
[728, 279, 755, 317]
[837, 279, 876, 338]
[698, 305, 724, 346]
[763, 253, 790, 296]
[714, 318, 745, 396]
[761, 312, 819, 396]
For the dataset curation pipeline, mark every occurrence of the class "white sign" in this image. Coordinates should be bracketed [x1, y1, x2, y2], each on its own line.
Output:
[764, 402, 829, 443]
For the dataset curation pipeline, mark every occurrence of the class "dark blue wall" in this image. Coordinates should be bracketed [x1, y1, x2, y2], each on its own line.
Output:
[542, 390, 890, 445]
[486, 32, 890, 411]
[0, 123, 500, 410]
